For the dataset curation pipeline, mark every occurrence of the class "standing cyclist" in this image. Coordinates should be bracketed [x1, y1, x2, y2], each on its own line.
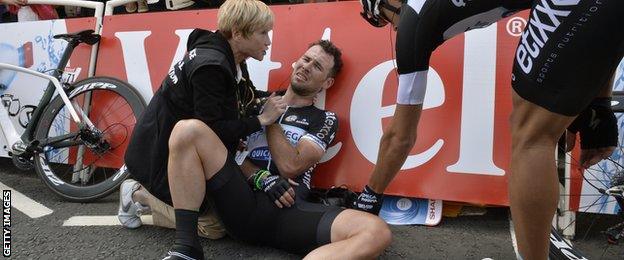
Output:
[355, 0, 624, 259]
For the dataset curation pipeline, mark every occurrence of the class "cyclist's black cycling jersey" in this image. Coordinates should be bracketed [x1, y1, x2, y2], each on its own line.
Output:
[245, 105, 338, 199]
[207, 105, 341, 255]
[395, 0, 623, 116]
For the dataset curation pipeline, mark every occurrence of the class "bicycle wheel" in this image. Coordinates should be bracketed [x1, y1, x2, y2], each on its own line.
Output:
[549, 225, 588, 260]
[550, 115, 624, 259]
[33, 76, 146, 202]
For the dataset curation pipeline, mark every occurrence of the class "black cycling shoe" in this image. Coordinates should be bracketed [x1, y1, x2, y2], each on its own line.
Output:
[308, 186, 359, 207]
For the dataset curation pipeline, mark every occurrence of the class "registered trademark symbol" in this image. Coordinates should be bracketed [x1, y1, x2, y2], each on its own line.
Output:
[506, 16, 526, 37]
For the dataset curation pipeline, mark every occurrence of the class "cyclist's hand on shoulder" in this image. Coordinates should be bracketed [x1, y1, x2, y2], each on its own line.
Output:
[566, 97, 618, 169]
[258, 92, 286, 126]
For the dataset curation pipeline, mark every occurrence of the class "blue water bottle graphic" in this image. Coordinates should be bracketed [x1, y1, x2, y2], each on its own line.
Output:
[0, 42, 34, 90]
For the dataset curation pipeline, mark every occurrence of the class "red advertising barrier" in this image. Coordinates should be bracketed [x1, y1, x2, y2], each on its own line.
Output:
[95, 2, 532, 206]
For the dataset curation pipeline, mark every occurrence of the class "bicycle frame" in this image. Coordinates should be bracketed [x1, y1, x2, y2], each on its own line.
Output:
[0, 64, 82, 143]
[0, 44, 84, 155]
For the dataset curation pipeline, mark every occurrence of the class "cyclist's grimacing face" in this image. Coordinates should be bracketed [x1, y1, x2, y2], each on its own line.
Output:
[240, 22, 273, 61]
[290, 45, 335, 96]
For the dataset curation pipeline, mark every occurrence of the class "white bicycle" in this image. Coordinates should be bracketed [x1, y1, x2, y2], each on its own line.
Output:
[0, 30, 145, 202]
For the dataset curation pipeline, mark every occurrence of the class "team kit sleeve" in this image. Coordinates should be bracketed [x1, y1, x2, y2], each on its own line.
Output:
[300, 111, 339, 152]
[190, 66, 262, 144]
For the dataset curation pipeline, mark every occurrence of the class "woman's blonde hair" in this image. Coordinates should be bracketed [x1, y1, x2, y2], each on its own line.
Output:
[218, 0, 274, 39]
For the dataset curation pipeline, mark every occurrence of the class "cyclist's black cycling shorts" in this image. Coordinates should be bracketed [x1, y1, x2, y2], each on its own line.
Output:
[206, 154, 344, 255]
[511, 0, 624, 116]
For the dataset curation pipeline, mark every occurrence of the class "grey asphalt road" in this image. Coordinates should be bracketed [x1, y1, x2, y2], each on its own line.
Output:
[0, 157, 622, 259]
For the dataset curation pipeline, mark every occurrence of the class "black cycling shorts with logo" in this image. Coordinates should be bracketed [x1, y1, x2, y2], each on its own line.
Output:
[512, 0, 624, 116]
[206, 154, 344, 255]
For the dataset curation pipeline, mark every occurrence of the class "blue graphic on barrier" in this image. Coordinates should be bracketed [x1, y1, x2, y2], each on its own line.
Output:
[33, 23, 67, 77]
[379, 196, 429, 225]
[0, 21, 67, 92]
[0, 42, 33, 89]
[34, 25, 65, 74]
[615, 61, 624, 91]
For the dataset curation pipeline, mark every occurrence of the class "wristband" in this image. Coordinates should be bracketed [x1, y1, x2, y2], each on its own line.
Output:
[252, 170, 271, 190]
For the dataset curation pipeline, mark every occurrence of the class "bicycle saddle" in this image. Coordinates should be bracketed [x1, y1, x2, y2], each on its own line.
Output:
[53, 29, 101, 45]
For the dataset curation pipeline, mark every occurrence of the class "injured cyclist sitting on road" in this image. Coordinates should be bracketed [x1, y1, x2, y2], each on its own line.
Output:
[118, 1, 391, 257]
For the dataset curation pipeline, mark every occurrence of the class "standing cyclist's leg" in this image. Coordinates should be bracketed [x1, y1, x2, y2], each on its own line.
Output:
[509, 0, 623, 258]
[509, 92, 575, 260]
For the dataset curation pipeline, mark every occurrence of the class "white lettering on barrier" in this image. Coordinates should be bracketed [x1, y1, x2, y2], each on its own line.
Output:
[116, 29, 279, 95]
[351, 60, 445, 170]
[247, 30, 281, 91]
[115, 29, 192, 103]
[170, 29, 194, 72]
[113, 27, 505, 174]
[114, 28, 341, 164]
[114, 31, 154, 103]
[447, 23, 504, 176]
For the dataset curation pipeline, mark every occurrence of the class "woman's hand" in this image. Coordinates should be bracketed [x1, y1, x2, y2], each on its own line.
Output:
[257, 92, 286, 126]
